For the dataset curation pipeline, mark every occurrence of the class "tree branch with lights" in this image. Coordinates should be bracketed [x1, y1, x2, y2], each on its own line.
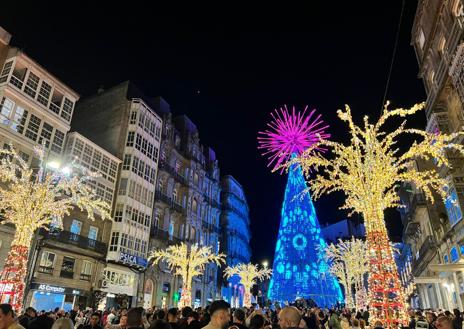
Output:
[150, 242, 225, 307]
[290, 102, 464, 326]
[224, 263, 272, 307]
[0, 146, 111, 311]
[322, 237, 368, 310]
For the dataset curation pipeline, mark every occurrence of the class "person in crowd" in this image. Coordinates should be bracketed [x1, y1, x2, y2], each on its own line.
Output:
[278, 306, 302, 329]
[51, 318, 73, 329]
[168, 309, 180, 329]
[186, 312, 201, 329]
[436, 316, 453, 329]
[18, 307, 36, 329]
[107, 309, 117, 326]
[179, 308, 193, 329]
[157, 311, 166, 321]
[328, 310, 341, 329]
[201, 300, 230, 329]
[317, 311, 327, 329]
[28, 312, 54, 329]
[150, 320, 172, 329]
[69, 306, 79, 325]
[426, 312, 437, 329]
[452, 309, 462, 329]
[105, 314, 128, 329]
[249, 315, 265, 329]
[361, 308, 369, 327]
[232, 309, 247, 329]
[351, 319, 359, 329]
[0, 304, 23, 329]
[81, 313, 103, 329]
[126, 308, 145, 329]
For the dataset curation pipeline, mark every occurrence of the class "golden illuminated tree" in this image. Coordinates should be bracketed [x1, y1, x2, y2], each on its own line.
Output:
[291, 102, 464, 326]
[323, 237, 368, 310]
[224, 263, 272, 307]
[0, 146, 111, 311]
[150, 242, 225, 307]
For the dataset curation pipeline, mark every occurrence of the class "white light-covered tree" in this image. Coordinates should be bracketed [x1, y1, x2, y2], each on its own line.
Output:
[150, 242, 225, 307]
[0, 146, 111, 311]
[224, 263, 272, 307]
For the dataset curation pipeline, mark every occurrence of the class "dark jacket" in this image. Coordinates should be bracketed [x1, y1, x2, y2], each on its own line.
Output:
[29, 315, 54, 329]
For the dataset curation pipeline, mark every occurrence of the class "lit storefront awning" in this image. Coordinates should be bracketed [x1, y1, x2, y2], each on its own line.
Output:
[413, 276, 444, 284]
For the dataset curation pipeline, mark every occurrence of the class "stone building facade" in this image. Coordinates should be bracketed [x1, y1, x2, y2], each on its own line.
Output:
[147, 98, 222, 308]
[71, 82, 163, 309]
[405, 0, 464, 310]
[219, 175, 251, 307]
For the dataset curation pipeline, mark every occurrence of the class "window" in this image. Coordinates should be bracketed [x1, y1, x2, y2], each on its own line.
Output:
[123, 154, 131, 170]
[153, 210, 160, 229]
[169, 220, 174, 240]
[37, 81, 52, 107]
[39, 251, 55, 268]
[39, 122, 53, 148]
[126, 131, 135, 147]
[61, 98, 74, 121]
[88, 226, 98, 241]
[451, 247, 459, 263]
[444, 255, 449, 263]
[135, 238, 140, 253]
[141, 241, 147, 255]
[51, 130, 65, 153]
[132, 156, 139, 174]
[81, 260, 92, 279]
[24, 72, 40, 98]
[61, 257, 75, 278]
[0, 61, 13, 83]
[101, 156, 109, 174]
[445, 187, 462, 226]
[135, 134, 142, 150]
[0, 97, 14, 125]
[118, 178, 128, 195]
[129, 180, 135, 198]
[25, 114, 41, 141]
[173, 189, 178, 202]
[11, 106, 27, 134]
[114, 204, 123, 222]
[192, 199, 198, 214]
[109, 232, 119, 251]
[418, 28, 426, 50]
[130, 111, 137, 124]
[70, 219, 82, 235]
[128, 236, 134, 249]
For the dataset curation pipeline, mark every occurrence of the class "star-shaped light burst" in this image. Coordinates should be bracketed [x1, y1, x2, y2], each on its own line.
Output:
[258, 105, 330, 173]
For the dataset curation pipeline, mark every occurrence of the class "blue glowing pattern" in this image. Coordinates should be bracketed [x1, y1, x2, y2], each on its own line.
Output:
[268, 163, 343, 306]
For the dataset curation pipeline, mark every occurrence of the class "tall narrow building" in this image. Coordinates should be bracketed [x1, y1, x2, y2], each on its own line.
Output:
[72, 81, 163, 308]
[406, 0, 464, 310]
[219, 175, 251, 307]
[148, 98, 222, 308]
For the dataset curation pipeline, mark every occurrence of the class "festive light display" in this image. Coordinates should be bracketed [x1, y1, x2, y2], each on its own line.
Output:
[258, 105, 329, 173]
[322, 237, 368, 309]
[0, 146, 111, 311]
[292, 102, 464, 326]
[150, 243, 225, 307]
[258, 105, 342, 306]
[224, 263, 272, 307]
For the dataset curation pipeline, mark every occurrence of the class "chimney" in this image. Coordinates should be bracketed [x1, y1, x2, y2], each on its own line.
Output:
[0, 26, 11, 46]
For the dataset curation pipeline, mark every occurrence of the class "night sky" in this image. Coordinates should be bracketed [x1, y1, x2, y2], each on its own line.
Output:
[0, 2, 426, 264]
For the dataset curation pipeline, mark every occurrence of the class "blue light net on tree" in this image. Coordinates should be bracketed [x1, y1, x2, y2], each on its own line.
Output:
[268, 164, 343, 306]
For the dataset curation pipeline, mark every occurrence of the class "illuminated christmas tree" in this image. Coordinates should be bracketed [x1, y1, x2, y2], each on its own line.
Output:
[258, 105, 343, 306]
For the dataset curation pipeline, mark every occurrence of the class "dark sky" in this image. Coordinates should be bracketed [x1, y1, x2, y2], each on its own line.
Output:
[0, 1, 426, 264]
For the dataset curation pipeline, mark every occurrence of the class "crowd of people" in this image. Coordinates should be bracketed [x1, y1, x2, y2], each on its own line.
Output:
[0, 300, 463, 329]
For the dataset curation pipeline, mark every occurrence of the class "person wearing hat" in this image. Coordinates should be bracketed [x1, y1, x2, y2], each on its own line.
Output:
[201, 301, 230, 329]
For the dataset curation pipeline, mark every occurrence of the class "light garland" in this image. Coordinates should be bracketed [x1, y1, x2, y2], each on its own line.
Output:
[0, 146, 111, 311]
[291, 102, 464, 327]
[323, 237, 368, 310]
[224, 263, 272, 307]
[150, 242, 225, 307]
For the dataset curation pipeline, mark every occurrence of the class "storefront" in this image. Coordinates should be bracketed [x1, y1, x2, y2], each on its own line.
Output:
[98, 264, 138, 310]
[29, 283, 85, 312]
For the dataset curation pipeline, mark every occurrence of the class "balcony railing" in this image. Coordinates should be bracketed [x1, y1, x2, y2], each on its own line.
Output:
[154, 190, 186, 215]
[159, 161, 188, 186]
[60, 270, 74, 279]
[80, 273, 92, 281]
[412, 235, 438, 276]
[38, 266, 54, 274]
[40, 228, 107, 254]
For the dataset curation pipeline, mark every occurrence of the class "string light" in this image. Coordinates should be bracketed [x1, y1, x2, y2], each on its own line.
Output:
[322, 237, 368, 310]
[291, 102, 464, 327]
[150, 242, 225, 307]
[224, 263, 272, 307]
[0, 146, 111, 311]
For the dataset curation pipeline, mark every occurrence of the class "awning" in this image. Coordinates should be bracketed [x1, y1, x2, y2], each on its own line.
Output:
[428, 263, 464, 272]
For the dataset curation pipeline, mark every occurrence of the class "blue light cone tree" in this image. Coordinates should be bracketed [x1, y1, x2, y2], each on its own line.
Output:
[268, 162, 343, 306]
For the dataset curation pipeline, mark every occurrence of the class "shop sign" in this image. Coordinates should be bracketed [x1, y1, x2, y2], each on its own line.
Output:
[119, 252, 147, 267]
[38, 284, 65, 293]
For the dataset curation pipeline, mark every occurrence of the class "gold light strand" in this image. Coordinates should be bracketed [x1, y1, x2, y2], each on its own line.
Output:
[290, 102, 464, 327]
[224, 263, 272, 307]
[150, 242, 225, 307]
